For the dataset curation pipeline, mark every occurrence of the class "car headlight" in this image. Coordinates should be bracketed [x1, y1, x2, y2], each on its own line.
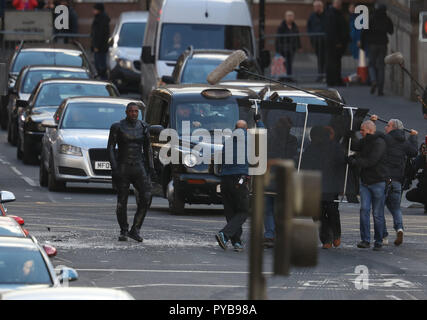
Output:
[59, 144, 82, 156]
[183, 153, 198, 168]
[117, 58, 133, 70]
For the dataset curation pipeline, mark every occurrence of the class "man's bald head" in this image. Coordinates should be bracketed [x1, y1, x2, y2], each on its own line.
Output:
[236, 120, 248, 129]
[360, 120, 376, 137]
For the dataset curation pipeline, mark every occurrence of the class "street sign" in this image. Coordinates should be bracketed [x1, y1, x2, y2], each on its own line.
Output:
[420, 12, 427, 42]
[4, 10, 53, 41]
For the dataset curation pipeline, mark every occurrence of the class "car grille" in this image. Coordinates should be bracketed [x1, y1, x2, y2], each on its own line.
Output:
[133, 61, 141, 71]
[89, 148, 112, 176]
[58, 166, 87, 176]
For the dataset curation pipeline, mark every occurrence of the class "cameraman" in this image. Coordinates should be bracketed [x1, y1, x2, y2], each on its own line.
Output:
[406, 142, 427, 214]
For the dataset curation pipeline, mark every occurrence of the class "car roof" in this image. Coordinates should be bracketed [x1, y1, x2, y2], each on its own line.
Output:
[21, 42, 83, 52]
[64, 96, 143, 105]
[37, 78, 112, 86]
[0, 287, 135, 300]
[119, 11, 149, 23]
[0, 217, 25, 238]
[156, 84, 259, 99]
[20, 65, 89, 73]
[0, 236, 36, 248]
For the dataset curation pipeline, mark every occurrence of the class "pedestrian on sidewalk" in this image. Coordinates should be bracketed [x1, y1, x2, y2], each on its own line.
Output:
[360, 4, 393, 96]
[215, 116, 264, 252]
[107, 103, 155, 243]
[307, 0, 326, 82]
[91, 2, 110, 79]
[371, 115, 418, 246]
[347, 120, 388, 251]
[324, 0, 349, 87]
[275, 10, 301, 80]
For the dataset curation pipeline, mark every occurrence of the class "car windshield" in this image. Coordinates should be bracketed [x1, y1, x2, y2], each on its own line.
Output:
[181, 57, 237, 83]
[61, 102, 141, 129]
[118, 22, 146, 47]
[0, 246, 52, 285]
[286, 95, 328, 106]
[34, 83, 113, 108]
[173, 96, 245, 135]
[12, 51, 84, 74]
[22, 70, 89, 94]
[159, 24, 253, 61]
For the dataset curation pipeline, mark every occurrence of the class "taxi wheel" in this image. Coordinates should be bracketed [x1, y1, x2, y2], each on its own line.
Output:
[169, 189, 185, 215]
[23, 137, 36, 164]
[16, 136, 23, 160]
[39, 156, 48, 187]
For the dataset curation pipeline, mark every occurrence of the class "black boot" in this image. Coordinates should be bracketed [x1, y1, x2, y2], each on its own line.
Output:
[128, 227, 143, 242]
[118, 229, 128, 241]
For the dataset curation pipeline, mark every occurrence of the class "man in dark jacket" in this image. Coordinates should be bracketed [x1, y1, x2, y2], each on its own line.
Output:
[275, 10, 301, 78]
[307, 0, 326, 82]
[371, 116, 418, 245]
[406, 143, 427, 213]
[348, 120, 387, 251]
[91, 3, 110, 79]
[324, 0, 349, 87]
[361, 4, 393, 96]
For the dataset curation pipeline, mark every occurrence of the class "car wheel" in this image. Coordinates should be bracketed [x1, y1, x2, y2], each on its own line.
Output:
[16, 136, 23, 160]
[7, 124, 12, 143]
[0, 109, 7, 130]
[23, 136, 36, 165]
[10, 122, 18, 146]
[39, 156, 48, 187]
[168, 184, 185, 215]
[48, 155, 65, 192]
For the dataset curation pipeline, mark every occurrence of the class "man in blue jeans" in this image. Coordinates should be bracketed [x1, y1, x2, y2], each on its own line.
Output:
[348, 120, 388, 251]
[370, 116, 418, 246]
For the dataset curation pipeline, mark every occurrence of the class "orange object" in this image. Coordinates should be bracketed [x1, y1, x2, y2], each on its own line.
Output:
[357, 49, 369, 83]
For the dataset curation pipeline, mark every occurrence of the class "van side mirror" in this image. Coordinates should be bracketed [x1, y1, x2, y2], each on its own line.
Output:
[16, 99, 28, 109]
[161, 75, 175, 84]
[142, 46, 155, 64]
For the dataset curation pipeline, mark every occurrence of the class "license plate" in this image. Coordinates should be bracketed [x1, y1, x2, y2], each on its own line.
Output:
[95, 161, 111, 170]
[216, 184, 221, 193]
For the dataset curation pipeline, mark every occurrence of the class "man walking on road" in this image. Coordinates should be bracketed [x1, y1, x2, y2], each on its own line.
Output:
[371, 116, 418, 246]
[216, 117, 264, 252]
[107, 103, 154, 242]
[347, 120, 388, 251]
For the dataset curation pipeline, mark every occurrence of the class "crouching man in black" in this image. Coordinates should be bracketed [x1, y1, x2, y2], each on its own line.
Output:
[107, 103, 155, 242]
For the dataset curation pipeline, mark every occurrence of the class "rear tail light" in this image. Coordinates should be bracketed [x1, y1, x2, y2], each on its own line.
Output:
[11, 215, 25, 226]
[43, 244, 57, 257]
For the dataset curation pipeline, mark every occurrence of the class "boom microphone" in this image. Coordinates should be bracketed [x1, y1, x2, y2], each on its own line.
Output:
[385, 52, 404, 65]
[207, 50, 247, 85]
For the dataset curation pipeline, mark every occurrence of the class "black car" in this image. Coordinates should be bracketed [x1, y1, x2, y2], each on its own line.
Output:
[7, 65, 91, 146]
[161, 48, 261, 85]
[0, 42, 95, 129]
[145, 84, 259, 214]
[17, 79, 119, 164]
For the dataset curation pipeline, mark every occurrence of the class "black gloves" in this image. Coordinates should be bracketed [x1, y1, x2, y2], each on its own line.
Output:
[346, 155, 358, 167]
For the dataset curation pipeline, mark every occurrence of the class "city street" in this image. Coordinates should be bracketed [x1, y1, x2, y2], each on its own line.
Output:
[1, 85, 426, 301]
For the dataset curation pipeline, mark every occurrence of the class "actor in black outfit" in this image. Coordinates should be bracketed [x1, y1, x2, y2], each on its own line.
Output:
[307, 0, 326, 82]
[91, 3, 110, 79]
[107, 103, 154, 242]
[324, 0, 349, 87]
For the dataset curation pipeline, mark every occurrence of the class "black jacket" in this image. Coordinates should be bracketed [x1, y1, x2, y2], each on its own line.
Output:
[91, 12, 110, 53]
[383, 129, 418, 182]
[360, 6, 393, 48]
[324, 6, 349, 50]
[307, 11, 326, 48]
[275, 21, 301, 55]
[351, 132, 388, 185]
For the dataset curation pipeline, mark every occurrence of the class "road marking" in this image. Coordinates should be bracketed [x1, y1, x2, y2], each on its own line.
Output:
[22, 176, 37, 187]
[386, 295, 402, 300]
[76, 268, 255, 274]
[11, 166, 22, 176]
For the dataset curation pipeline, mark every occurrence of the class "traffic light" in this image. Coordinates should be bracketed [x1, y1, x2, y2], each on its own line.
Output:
[420, 12, 427, 42]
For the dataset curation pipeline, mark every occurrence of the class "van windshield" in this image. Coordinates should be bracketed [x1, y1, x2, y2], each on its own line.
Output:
[159, 24, 253, 61]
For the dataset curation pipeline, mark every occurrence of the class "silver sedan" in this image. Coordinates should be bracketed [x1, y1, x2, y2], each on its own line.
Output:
[39, 97, 144, 191]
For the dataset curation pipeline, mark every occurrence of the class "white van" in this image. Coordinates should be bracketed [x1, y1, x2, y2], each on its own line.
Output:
[140, 0, 256, 102]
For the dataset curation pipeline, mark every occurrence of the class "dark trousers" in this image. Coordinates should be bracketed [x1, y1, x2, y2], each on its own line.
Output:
[368, 44, 386, 94]
[115, 163, 152, 232]
[94, 51, 107, 79]
[283, 51, 295, 76]
[317, 200, 341, 245]
[326, 46, 343, 86]
[220, 175, 250, 244]
[406, 187, 427, 206]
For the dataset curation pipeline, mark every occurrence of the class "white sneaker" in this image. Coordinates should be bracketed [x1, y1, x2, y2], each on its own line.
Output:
[382, 236, 389, 245]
